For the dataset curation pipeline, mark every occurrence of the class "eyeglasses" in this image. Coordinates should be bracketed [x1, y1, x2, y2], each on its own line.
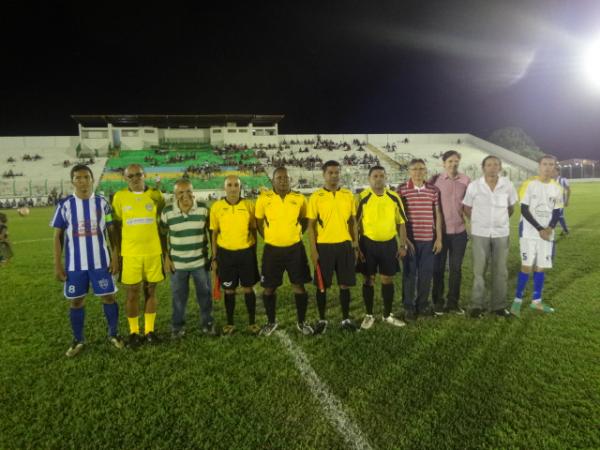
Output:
[127, 173, 143, 179]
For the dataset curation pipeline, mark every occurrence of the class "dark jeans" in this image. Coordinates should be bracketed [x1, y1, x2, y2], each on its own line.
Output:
[170, 268, 213, 332]
[403, 240, 434, 313]
[432, 231, 468, 309]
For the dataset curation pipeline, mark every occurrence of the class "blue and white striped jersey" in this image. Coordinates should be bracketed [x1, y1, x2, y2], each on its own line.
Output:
[50, 194, 113, 271]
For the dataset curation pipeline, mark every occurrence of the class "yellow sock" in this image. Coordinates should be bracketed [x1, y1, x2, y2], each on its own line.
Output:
[127, 316, 140, 334]
[144, 313, 156, 334]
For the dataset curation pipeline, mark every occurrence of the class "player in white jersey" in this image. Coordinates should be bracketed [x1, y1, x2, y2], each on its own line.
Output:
[511, 155, 563, 317]
[51, 164, 123, 357]
[554, 167, 571, 235]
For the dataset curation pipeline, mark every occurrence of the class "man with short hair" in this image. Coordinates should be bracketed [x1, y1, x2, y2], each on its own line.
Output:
[210, 175, 260, 335]
[554, 166, 571, 235]
[397, 159, 443, 321]
[356, 166, 408, 329]
[51, 164, 124, 357]
[160, 179, 214, 338]
[307, 160, 359, 333]
[112, 164, 166, 347]
[255, 167, 313, 336]
[462, 156, 518, 318]
[430, 150, 470, 315]
[511, 156, 563, 317]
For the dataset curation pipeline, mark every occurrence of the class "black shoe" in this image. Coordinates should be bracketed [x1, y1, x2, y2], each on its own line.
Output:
[340, 319, 359, 332]
[433, 303, 445, 315]
[313, 320, 328, 335]
[145, 331, 161, 345]
[126, 333, 143, 349]
[493, 308, 511, 318]
[404, 310, 417, 322]
[469, 308, 484, 319]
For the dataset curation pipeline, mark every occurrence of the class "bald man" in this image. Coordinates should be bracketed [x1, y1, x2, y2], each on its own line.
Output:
[112, 164, 166, 347]
[209, 176, 260, 335]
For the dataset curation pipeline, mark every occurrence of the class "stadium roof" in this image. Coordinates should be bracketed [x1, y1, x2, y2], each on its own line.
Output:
[71, 114, 285, 128]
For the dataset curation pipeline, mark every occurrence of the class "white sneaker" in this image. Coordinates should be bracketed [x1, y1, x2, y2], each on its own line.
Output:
[65, 340, 84, 357]
[382, 314, 406, 327]
[361, 314, 375, 330]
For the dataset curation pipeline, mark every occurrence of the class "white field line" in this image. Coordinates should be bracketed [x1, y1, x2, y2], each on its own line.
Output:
[12, 238, 53, 244]
[276, 330, 374, 450]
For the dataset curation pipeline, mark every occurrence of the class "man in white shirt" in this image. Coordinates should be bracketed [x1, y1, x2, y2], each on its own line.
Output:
[511, 156, 563, 316]
[462, 156, 518, 318]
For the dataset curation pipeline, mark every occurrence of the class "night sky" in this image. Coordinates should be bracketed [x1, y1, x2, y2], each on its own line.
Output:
[1, 0, 600, 159]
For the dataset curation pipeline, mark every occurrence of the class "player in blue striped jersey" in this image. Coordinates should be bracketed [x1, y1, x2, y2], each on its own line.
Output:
[51, 164, 124, 357]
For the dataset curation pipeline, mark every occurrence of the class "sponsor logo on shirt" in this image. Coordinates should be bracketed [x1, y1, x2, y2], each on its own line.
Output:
[126, 217, 155, 225]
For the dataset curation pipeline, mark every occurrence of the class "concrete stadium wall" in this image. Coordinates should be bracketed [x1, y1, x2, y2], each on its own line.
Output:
[0, 136, 77, 154]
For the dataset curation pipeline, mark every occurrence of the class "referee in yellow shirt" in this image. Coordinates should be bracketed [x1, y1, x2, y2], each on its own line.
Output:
[112, 164, 166, 348]
[356, 166, 408, 330]
[255, 167, 313, 336]
[307, 160, 359, 334]
[210, 175, 260, 335]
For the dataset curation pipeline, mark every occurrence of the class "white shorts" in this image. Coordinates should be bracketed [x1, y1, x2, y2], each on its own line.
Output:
[520, 238, 554, 269]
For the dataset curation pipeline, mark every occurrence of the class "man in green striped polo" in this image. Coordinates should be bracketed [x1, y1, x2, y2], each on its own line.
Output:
[160, 179, 214, 338]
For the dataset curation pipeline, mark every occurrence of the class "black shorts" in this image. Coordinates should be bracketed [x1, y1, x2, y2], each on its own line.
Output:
[315, 241, 356, 289]
[217, 245, 260, 289]
[356, 236, 399, 277]
[261, 242, 311, 288]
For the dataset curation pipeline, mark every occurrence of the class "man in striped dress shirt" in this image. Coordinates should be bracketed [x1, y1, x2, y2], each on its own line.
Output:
[160, 179, 214, 338]
[396, 159, 443, 320]
[51, 164, 124, 357]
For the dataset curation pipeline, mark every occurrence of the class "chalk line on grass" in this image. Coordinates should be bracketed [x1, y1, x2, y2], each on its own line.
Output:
[276, 330, 374, 450]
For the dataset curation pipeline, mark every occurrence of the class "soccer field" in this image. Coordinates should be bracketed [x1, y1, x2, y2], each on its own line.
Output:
[1, 183, 599, 449]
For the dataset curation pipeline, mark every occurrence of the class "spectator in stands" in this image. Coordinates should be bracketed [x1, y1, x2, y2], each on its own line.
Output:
[396, 159, 443, 321]
[462, 156, 518, 318]
[160, 179, 214, 339]
[430, 150, 470, 315]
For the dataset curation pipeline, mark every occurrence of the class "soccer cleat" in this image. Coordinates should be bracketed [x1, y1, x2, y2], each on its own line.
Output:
[145, 331, 161, 345]
[222, 324, 236, 336]
[259, 322, 278, 337]
[246, 324, 261, 336]
[296, 322, 314, 336]
[313, 319, 328, 335]
[171, 329, 186, 340]
[469, 308, 484, 319]
[419, 307, 436, 318]
[530, 301, 555, 313]
[510, 300, 522, 318]
[65, 340, 84, 357]
[382, 314, 406, 327]
[361, 314, 376, 330]
[126, 333, 143, 349]
[108, 335, 125, 349]
[493, 308, 512, 318]
[340, 318, 359, 332]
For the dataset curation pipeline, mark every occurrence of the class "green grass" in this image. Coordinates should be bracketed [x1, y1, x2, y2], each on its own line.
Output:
[1, 183, 599, 449]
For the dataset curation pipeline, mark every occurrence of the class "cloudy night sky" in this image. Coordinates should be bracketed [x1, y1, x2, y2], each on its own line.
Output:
[1, 0, 600, 159]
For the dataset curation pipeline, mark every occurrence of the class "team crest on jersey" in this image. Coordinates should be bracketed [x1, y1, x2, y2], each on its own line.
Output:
[99, 278, 109, 289]
[145, 203, 154, 211]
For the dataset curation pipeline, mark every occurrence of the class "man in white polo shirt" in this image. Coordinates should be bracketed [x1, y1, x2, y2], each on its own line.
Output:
[462, 156, 518, 318]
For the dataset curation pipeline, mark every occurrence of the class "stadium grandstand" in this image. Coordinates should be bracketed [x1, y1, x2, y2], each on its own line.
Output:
[0, 114, 542, 203]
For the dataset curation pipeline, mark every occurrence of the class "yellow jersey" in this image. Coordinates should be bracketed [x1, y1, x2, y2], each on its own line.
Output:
[356, 188, 406, 242]
[255, 190, 306, 247]
[307, 187, 356, 244]
[112, 188, 165, 257]
[210, 198, 256, 250]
